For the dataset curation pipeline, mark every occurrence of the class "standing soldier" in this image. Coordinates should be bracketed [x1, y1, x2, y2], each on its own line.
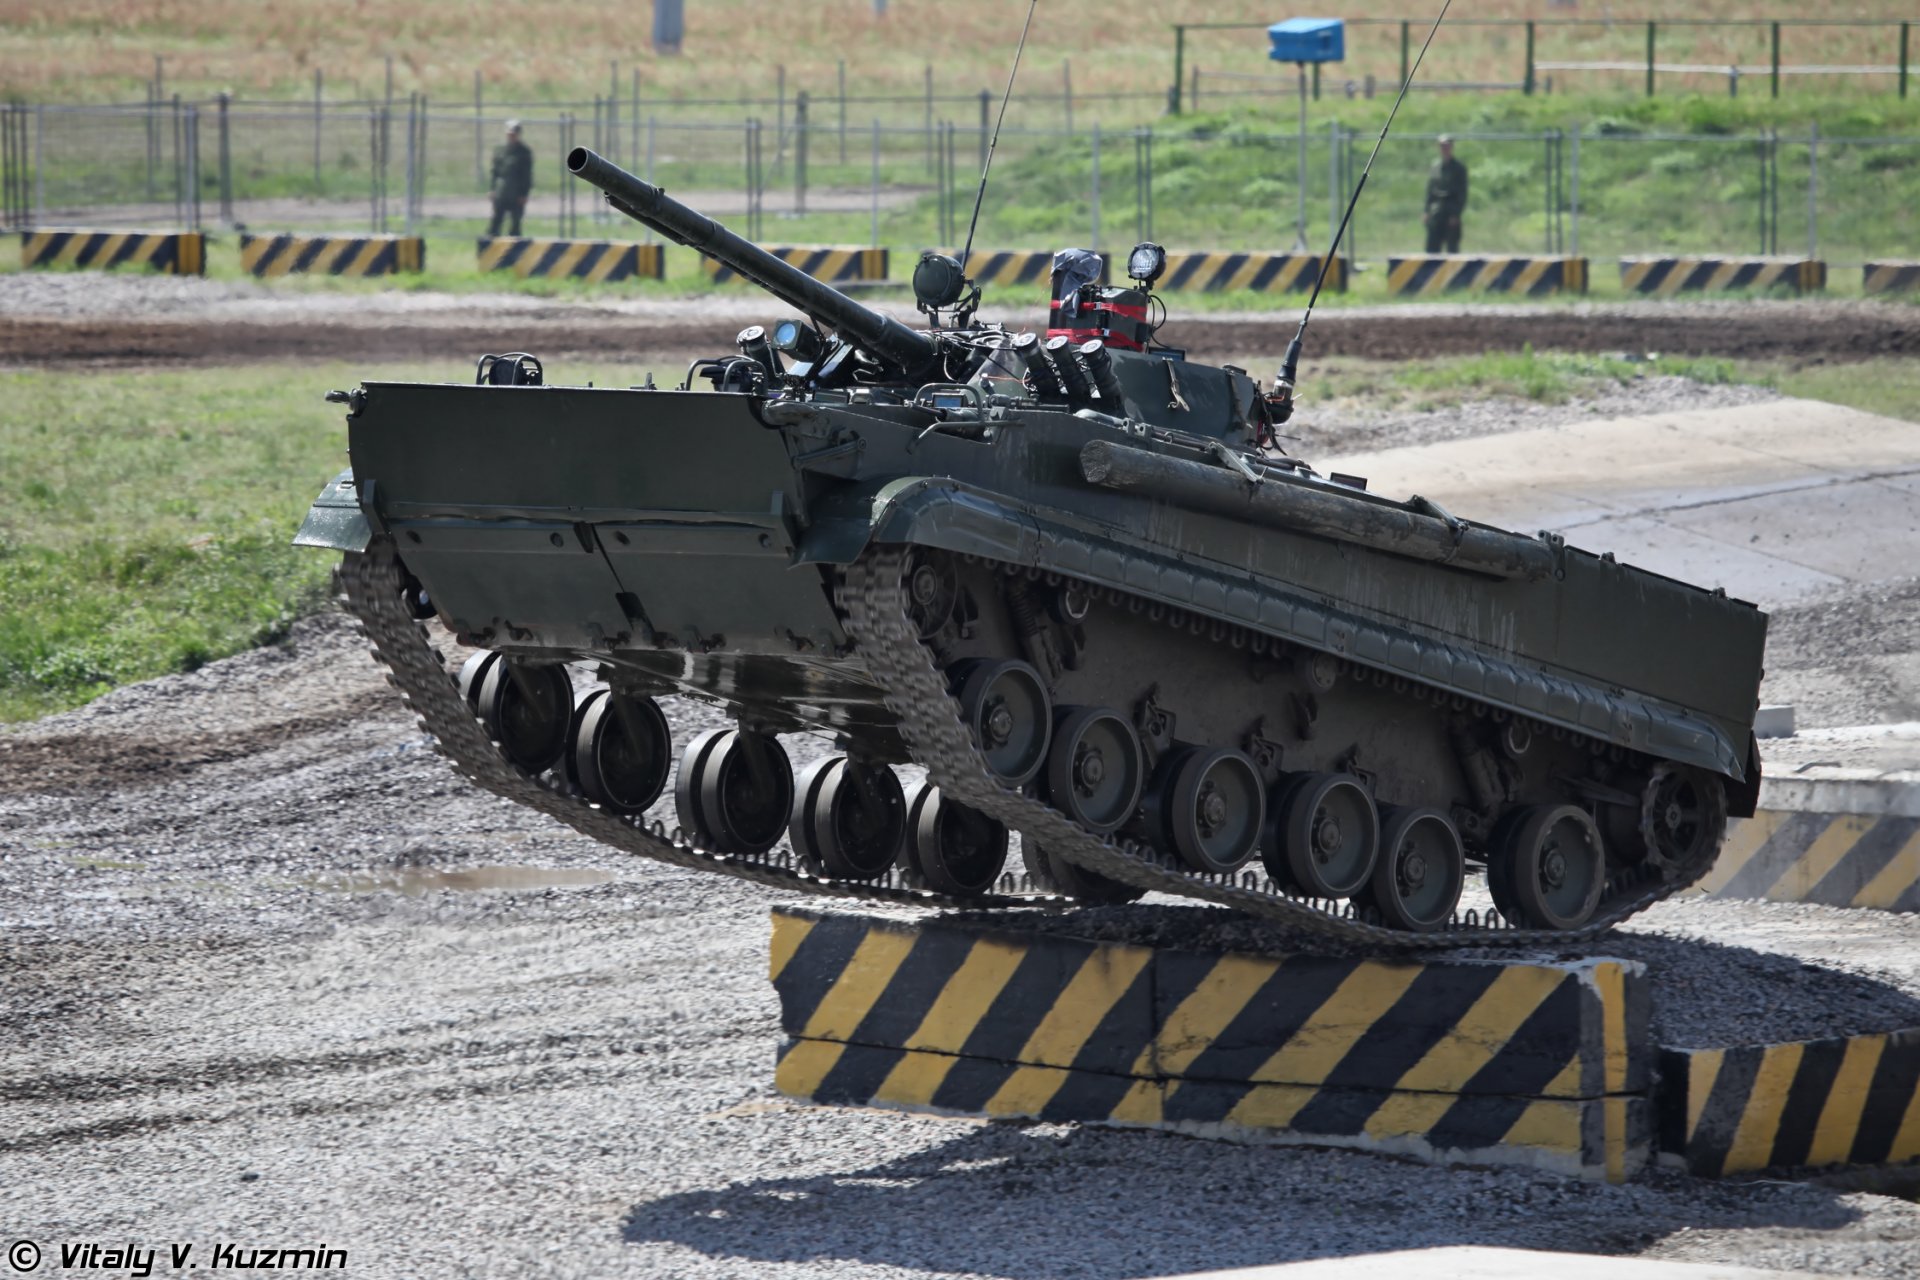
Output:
[488, 120, 534, 238]
[1423, 134, 1468, 254]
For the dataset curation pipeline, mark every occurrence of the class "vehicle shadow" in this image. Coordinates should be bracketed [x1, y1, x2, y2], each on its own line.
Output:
[619, 1117, 1869, 1280]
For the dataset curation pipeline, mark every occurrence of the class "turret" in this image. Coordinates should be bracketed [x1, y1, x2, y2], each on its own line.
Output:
[566, 147, 938, 377]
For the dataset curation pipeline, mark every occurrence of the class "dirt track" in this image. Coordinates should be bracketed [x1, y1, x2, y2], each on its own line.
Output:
[1, 291, 1916, 367]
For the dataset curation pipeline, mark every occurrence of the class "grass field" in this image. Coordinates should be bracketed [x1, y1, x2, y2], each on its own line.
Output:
[2, 0, 1912, 113]
[4, 351, 1915, 723]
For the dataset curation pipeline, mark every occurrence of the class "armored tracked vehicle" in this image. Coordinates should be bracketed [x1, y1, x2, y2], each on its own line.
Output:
[298, 147, 1766, 947]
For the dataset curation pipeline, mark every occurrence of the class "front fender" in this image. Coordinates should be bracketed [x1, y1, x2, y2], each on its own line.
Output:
[795, 477, 1044, 566]
[292, 469, 371, 553]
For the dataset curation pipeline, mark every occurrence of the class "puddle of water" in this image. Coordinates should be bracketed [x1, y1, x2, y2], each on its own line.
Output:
[307, 866, 616, 896]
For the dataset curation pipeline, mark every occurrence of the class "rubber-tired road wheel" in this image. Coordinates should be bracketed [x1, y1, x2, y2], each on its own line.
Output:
[478, 658, 573, 774]
[799, 759, 906, 880]
[957, 659, 1052, 787]
[904, 779, 1010, 897]
[1358, 806, 1465, 932]
[1501, 803, 1607, 931]
[1265, 772, 1380, 898]
[1168, 747, 1264, 875]
[1045, 706, 1145, 834]
[569, 689, 672, 815]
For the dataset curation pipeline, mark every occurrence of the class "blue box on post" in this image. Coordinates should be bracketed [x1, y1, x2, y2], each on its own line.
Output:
[1268, 18, 1345, 64]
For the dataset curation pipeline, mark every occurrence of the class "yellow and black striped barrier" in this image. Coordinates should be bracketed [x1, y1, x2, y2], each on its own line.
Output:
[705, 246, 886, 285]
[1659, 1029, 1920, 1177]
[1697, 809, 1920, 910]
[1386, 255, 1587, 298]
[1620, 256, 1825, 296]
[771, 906, 1650, 1181]
[1865, 261, 1920, 295]
[20, 229, 204, 275]
[1158, 251, 1345, 293]
[240, 233, 425, 278]
[477, 237, 664, 282]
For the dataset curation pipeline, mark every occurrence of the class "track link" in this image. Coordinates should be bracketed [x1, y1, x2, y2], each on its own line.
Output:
[338, 540, 1045, 912]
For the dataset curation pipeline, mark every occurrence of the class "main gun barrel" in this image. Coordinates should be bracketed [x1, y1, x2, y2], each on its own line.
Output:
[567, 147, 936, 374]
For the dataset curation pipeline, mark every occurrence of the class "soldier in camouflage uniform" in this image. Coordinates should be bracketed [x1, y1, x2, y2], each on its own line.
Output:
[487, 120, 534, 238]
[1423, 134, 1468, 254]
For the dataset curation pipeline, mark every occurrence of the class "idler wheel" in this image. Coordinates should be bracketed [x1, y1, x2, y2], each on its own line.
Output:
[1167, 747, 1265, 875]
[569, 689, 672, 815]
[477, 658, 574, 774]
[1264, 772, 1380, 898]
[1045, 706, 1146, 834]
[1638, 764, 1728, 875]
[957, 659, 1052, 788]
[904, 779, 1010, 897]
[1020, 842, 1145, 906]
[695, 729, 794, 856]
[1498, 803, 1607, 931]
[789, 757, 905, 880]
[1358, 806, 1465, 933]
[904, 554, 960, 639]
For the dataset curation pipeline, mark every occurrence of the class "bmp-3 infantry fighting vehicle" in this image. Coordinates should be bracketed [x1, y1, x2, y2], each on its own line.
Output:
[298, 147, 1766, 948]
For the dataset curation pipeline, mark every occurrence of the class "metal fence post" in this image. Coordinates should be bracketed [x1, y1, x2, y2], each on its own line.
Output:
[187, 103, 201, 231]
[839, 61, 848, 163]
[924, 64, 934, 173]
[1090, 121, 1101, 252]
[978, 89, 990, 173]
[1400, 21, 1410, 89]
[474, 71, 483, 188]
[1524, 21, 1536, 95]
[644, 115, 656, 244]
[404, 92, 417, 234]
[368, 108, 379, 233]
[1170, 24, 1185, 114]
[608, 59, 619, 168]
[1902, 23, 1911, 100]
[1807, 121, 1818, 260]
[870, 118, 880, 247]
[1063, 59, 1073, 133]
[1327, 118, 1339, 253]
[1646, 22, 1657, 97]
[795, 90, 809, 216]
[172, 94, 183, 228]
[1569, 126, 1580, 258]
[216, 91, 232, 223]
[145, 76, 157, 199]
[313, 69, 325, 192]
[1771, 22, 1781, 99]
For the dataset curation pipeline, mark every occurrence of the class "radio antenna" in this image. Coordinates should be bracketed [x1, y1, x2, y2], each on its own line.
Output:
[959, 0, 1041, 272]
[1275, 0, 1455, 408]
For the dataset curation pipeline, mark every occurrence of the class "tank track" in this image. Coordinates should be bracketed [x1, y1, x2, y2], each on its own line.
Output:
[841, 546, 1723, 950]
[338, 540, 1047, 912]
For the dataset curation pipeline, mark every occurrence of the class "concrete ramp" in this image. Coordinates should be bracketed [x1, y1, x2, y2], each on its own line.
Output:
[1318, 400, 1920, 609]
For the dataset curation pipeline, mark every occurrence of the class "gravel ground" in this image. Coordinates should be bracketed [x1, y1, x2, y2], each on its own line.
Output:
[8, 607, 1920, 1279]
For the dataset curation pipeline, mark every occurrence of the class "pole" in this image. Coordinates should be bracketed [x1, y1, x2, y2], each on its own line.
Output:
[216, 91, 232, 223]
[1171, 25, 1185, 114]
[631, 68, 640, 162]
[1569, 126, 1580, 258]
[838, 60, 847, 163]
[1063, 59, 1073, 133]
[173, 94, 184, 229]
[187, 103, 201, 232]
[1807, 121, 1818, 260]
[870, 118, 880, 247]
[1646, 22, 1656, 97]
[644, 115, 656, 244]
[368, 108, 378, 233]
[404, 91, 416, 234]
[1770, 22, 1781, 99]
[1524, 21, 1536, 95]
[609, 60, 619, 168]
[1327, 118, 1339, 259]
[31, 103, 41, 227]
[474, 71, 483, 188]
[795, 90, 809, 216]
[1090, 120, 1100, 252]
[1294, 63, 1308, 250]
[1312, 62, 1321, 101]
[1902, 23, 1911, 100]
[978, 89, 990, 173]
[314, 69, 324, 192]
[1400, 22, 1411, 89]
[924, 64, 934, 173]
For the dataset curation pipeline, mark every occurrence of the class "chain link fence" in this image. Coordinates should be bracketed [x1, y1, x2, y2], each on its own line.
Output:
[4, 98, 1917, 272]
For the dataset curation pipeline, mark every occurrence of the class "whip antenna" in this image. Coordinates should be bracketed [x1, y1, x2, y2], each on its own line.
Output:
[1276, 0, 1455, 405]
[960, 0, 1041, 272]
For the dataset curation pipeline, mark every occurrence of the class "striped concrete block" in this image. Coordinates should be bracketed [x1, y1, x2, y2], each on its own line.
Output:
[1659, 1028, 1920, 1177]
[1620, 256, 1826, 296]
[477, 237, 663, 282]
[704, 246, 886, 285]
[240, 233, 425, 278]
[1698, 809, 1920, 910]
[1158, 251, 1346, 293]
[770, 907, 1650, 1181]
[20, 229, 204, 275]
[1864, 261, 1920, 295]
[1387, 255, 1587, 298]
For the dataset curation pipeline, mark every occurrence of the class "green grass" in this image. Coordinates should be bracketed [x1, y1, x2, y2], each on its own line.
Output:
[0, 364, 392, 721]
[1761, 358, 1920, 422]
